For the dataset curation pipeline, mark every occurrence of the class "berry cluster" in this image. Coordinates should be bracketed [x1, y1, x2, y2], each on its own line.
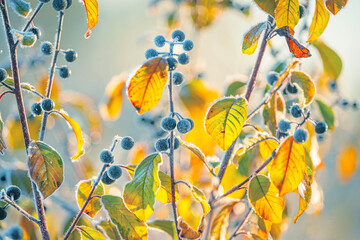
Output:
[0, 185, 22, 221]
[30, 98, 55, 116]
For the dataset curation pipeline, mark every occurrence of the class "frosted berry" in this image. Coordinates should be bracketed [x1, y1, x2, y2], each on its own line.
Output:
[145, 48, 158, 59]
[167, 57, 178, 71]
[101, 171, 115, 185]
[178, 53, 189, 65]
[299, 5, 306, 18]
[173, 72, 184, 85]
[276, 130, 289, 139]
[266, 71, 279, 86]
[27, 27, 41, 39]
[329, 81, 337, 91]
[184, 118, 194, 130]
[41, 98, 54, 111]
[0, 68, 8, 82]
[341, 99, 349, 108]
[64, 49, 78, 62]
[107, 165, 122, 180]
[183, 40, 194, 51]
[161, 117, 177, 131]
[58, 66, 71, 78]
[278, 119, 291, 132]
[154, 35, 166, 47]
[290, 104, 302, 118]
[287, 83, 298, 94]
[52, 0, 67, 11]
[66, 0, 72, 8]
[0, 208, 7, 221]
[294, 129, 308, 143]
[315, 121, 327, 134]
[177, 119, 192, 134]
[352, 101, 358, 110]
[7, 225, 23, 240]
[40, 41, 53, 55]
[167, 137, 180, 150]
[171, 29, 185, 42]
[6, 185, 21, 201]
[31, 102, 43, 116]
[121, 136, 135, 150]
[155, 138, 169, 152]
[99, 149, 114, 164]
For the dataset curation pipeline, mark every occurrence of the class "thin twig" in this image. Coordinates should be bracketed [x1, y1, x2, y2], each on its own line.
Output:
[229, 208, 254, 240]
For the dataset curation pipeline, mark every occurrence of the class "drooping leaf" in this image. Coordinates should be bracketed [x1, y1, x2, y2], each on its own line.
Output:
[205, 97, 248, 150]
[148, 219, 177, 239]
[190, 185, 211, 216]
[81, 0, 99, 38]
[178, 138, 212, 173]
[242, 22, 267, 55]
[293, 170, 313, 223]
[253, 0, 276, 16]
[248, 175, 285, 223]
[307, 0, 330, 42]
[275, 0, 300, 31]
[225, 81, 247, 97]
[337, 145, 358, 182]
[97, 220, 121, 240]
[0, 114, 7, 154]
[56, 110, 85, 160]
[77, 226, 106, 240]
[270, 136, 306, 196]
[102, 195, 147, 240]
[76, 179, 104, 218]
[124, 153, 162, 221]
[177, 217, 201, 239]
[128, 57, 168, 114]
[325, 0, 348, 15]
[315, 98, 335, 130]
[273, 60, 299, 88]
[291, 71, 316, 106]
[312, 40, 342, 81]
[27, 141, 63, 199]
[8, 0, 31, 17]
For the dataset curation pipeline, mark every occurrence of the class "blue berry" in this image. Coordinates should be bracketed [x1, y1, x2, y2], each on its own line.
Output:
[0, 68, 8, 82]
[317, 134, 325, 142]
[267, 71, 279, 86]
[6, 185, 21, 201]
[64, 49, 78, 62]
[184, 118, 194, 130]
[315, 121, 327, 134]
[58, 66, 71, 78]
[178, 53, 189, 65]
[294, 129, 308, 143]
[7, 226, 23, 240]
[329, 81, 336, 91]
[31, 102, 43, 116]
[155, 138, 169, 152]
[173, 72, 184, 85]
[299, 5, 306, 18]
[66, 0, 72, 8]
[352, 101, 358, 110]
[167, 137, 180, 150]
[99, 149, 114, 164]
[107, 165, 122, 180]
[276, 129, 289, 140]
[287, 83, 298, 94]
[0, 208, 7, 221]
[52, 0, 67, 11]
[0, 171, 6, 182]
[161, 117, 177, 131]
[27, 27, 41, 39]
[278, 119, 291, 132]
[167, 57, 178, 71]
[154, 35, 166, 47]
[121, 136, 135, 150]
[145, 48, 158, 59]
[177, 119, 192, 134]
[183, 40, 194, 51]
[38, 0, 50, 2]
[290, 104, 302, 118]
[341, 99, 349, 108]
[171, 29, 185, 42]
[40, 41, 53, 55]
[41, 98, 55, 111]
[101, 171, 115, 185]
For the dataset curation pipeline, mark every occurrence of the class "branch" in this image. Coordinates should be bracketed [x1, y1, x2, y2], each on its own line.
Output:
[229, 208, 254, 240]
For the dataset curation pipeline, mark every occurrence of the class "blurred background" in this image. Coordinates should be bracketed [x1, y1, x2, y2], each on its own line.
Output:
[1, 0, 360, 239]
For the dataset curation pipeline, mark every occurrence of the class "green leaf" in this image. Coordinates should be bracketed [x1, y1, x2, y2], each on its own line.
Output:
[205, 97, 248, 150]
[12, 30, 36, 47]
[102, 195, 147, 240]
[225, 81, 247, 97]
[27, 141, 63, 199]
[76, 179, 104, 218]
[148, 219, 177, 239]
[291, 71, 316, 106]
[0, 114, 7, 154]
[97, 220, 121, 240]
[124, 153, 162, 221]
[77, 226, 106, 240]
[8, 0, 31, 17]
[242, 22, 267, 55]
[315, 98, 335, 130]
[325, 0, 348, 15]
[312, 40, 342, 81]
[253, 0, 276, 16]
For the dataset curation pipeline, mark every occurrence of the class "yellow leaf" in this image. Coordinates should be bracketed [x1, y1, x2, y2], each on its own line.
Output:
[219, 164, 246, 199]
[275, 0, 300, 31]
[205, 97, 248, 150]
[270, 136, 306, 196]
[0, 114, 7, 154]
[325, 0, 348, 15]
[190, 185, 211, 216]
[76, 180, 104, 218]
[128, 57, 168, 114]
[248, 175, 285, 223]
[77, 226, 106, 240]
[56, 110, 85, 160]
[82, 0, 99, 38]
[100, 74, 126, 121]
[273, 60, 299, 89]
[337, 145, 358, 182]
[242, 22, 267, 55]
[259, 139, 279, 161]
[291, 71, 316, 106]
[254, 0, 276, 16]
[307, 0, 330, 42]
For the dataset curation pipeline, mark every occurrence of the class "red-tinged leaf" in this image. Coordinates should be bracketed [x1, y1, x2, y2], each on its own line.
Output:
[307, 0, 330, 42]
[82, 0, 99, 38]
[242, 22, 267, 55]
[275, 0, 300, 31]
[286, 36, 311, 58]
[325, 0, 348, 15]
[254, 0, 276, 16]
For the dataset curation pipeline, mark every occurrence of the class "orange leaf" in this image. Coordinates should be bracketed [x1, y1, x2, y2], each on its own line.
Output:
[127, 57, 168, 114]
[270, 136, 306, 196]
[325, 0, 348, 15]
[337, 145, 358, 182]
[307, 0, 330, 42]
[178, 217, 201, 239]
[82, 0, 99, 38]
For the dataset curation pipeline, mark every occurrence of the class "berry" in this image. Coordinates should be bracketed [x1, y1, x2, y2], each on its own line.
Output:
[0, 171, 6, 182]
[161, 117, 177, 131]
[290, 104, 302, 118]
[101, 171, 115, 185]
[66, 0, 72, 8]
[299, 5, 306, 19]
[40, 41, 53, 55]
[173, 72, 184, 85]
[317, 134, 325, 142]
[171, 29, 185, 42]
[0, 68, 8, 82]
[329, 81, 337, 91]
[177, 119, 192, 134]
[267, 71, 279, 86]
[183, 40, 194, 51]
[276, 130, 289, 139]
[27, 27, 41, 39]
[31, 102, 43, 116]
[294, 129, 308, 143]
[52, 0, 67, 11]
[178, 53, 189, 65]
[167, 137, 180, 150]
[41, 98, 55, 111]
[6, 225, 23, 240]
[287, 83, 298, 94]
[341, 99, 349, 108]
[121, 136, 135, 150]
[107, 165, 122, 180]
[278, 119, 291, 132]
[0, 208, 7, 221]
[352, 101, 358, 110]
[184, 118, 194, 130]
[64, 49, 78, 62]
[99, 149, 114, 164]
[154, 35, 166, 47]
[167, 57, 178, 71]
[39, 0, 50, 2]
[155, 138, 169, 152]
[145, 48, 158, 59]
[315, 121, 327, 134]
[58, 66, 71, 78]
[6, 185, 21, 201]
